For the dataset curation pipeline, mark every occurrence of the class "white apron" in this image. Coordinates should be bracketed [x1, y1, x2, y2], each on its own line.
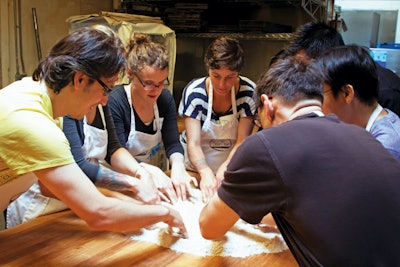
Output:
[124, 85, 167, 170]
[81, 104, 108, 164]
[184, 83, 238, 173]
[6, 106, 109, 228]
[6, 181, 68, 228]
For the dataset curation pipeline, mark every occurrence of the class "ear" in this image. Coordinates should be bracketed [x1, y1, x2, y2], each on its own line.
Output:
[126, 68, 134, 79]
[342, 84, 355, 104]
[260, 94, 274, 122]
[73, 71, 86, 88]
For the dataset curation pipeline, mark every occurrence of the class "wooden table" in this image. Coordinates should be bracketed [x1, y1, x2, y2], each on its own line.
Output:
[0, 210, 298, 267]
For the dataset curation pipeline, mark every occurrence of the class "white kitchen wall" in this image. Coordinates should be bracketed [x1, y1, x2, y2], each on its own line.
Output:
[335, 0, 400, 42]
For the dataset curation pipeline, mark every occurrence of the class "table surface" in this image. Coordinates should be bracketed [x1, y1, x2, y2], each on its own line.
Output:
[0, 210, 298, 267]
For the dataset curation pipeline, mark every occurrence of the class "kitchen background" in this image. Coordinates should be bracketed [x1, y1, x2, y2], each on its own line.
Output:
[0, 0, 399, 107]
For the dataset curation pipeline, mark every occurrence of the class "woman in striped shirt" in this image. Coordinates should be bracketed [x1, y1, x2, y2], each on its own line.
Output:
[179, 36, 256, 202]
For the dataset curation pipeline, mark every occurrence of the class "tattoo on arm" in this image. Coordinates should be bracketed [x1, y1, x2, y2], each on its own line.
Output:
[95, 167, 130, 192]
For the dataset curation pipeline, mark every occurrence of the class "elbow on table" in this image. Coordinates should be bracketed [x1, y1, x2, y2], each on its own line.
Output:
[199, 218, 227, 240]
[199, 229, 226, 241]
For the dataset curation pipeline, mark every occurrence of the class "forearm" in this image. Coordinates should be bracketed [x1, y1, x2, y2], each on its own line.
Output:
[80, 193, 176, 232]
[169, 152, 185, 170]
[109, 147, 142, 177]
[39, 169, 138, 199]
[188, 144, 213, 176]
[35, 163, 180, 233]
[94, 199, 174, 232]
[199, 194, 239, 240]
[75, 192, 174, 232]
[95, 165, 139, 193]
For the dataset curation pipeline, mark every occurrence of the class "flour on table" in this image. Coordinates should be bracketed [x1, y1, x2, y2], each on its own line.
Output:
[129, 189, 287, 257]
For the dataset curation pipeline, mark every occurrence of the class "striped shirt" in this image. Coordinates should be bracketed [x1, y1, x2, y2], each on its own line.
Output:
[178, 76, 256, 126]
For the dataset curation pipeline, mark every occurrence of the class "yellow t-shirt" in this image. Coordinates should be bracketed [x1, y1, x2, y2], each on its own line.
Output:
[0, 77, 74, 186]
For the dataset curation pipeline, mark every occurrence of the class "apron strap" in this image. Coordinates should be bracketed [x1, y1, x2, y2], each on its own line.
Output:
[125, 84, 161, 132]
[206, 80, 238, 122]
[98, 104, 106, 130]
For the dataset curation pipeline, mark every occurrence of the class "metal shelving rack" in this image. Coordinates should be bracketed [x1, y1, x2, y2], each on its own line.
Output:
[301, 0, 332, 22]
[176, 32, 292, 41]
[117, 0, 334, 40]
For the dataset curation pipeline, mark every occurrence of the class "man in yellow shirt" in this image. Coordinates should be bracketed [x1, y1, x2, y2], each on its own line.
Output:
[0, 27, 185, 233]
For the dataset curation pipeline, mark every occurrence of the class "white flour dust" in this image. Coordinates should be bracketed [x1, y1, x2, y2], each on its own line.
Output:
[129, 189, 287, 257]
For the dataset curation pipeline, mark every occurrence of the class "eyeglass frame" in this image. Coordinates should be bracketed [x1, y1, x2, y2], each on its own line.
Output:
[96, 78, 113, 96]
[134, 73, 170, 90]
[252, 112, 262, 129]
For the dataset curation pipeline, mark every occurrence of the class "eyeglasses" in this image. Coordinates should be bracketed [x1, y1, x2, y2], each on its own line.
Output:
[96, 78, 113, 96]
[135, 74, 170, 90]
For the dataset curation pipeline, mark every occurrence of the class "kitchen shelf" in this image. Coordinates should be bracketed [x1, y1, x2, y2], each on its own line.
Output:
[176, 32, 292, 41]
[117, 0, 333, 35]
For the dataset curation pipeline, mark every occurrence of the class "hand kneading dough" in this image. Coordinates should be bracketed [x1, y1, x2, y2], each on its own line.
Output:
[129, 189, 288, 257]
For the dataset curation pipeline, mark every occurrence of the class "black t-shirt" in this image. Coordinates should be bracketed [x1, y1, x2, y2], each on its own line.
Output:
[219, 113, 400, 266]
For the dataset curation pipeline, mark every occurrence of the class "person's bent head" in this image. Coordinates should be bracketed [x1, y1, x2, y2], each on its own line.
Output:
[125, 33, 169, 76]
[125, 33, 169, 92]
[254, 56, 324, 109]
[32, 26, 126, 94]
[286, 21, 345, 59]
[318, 45, 379, 106]
[204, 36, 244, 72]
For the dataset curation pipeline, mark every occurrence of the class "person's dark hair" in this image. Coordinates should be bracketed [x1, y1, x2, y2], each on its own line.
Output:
[126, 32, 169, 74]
[204, 36, 244, 72]
[318, 45, 379, 106]
[32, 27, 126, 94]
[269, 49, 290, 67]
[254, 56, 324, 108]
[286, 21, 345, 59]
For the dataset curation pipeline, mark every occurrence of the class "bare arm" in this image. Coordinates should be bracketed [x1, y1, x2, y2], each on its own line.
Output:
[34, 163, 185, 233]
[109, 147, 179, 203]
[185, 116, 217, 202]
[199, 193, 239, 240]
[95, 167, 159, 204]
[109, 147, 142, 176]
[185, 117, 209, 173]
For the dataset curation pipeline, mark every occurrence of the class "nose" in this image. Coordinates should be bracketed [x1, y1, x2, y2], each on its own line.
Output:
[217, 78, 226, 88]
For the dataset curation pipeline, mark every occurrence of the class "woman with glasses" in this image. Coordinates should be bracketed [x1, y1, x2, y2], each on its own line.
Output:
[108, 33, 197, 201]
[178, 36, 256, 203]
